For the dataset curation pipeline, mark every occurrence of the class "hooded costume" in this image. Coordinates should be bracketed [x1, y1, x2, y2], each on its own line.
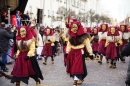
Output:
[119, 25, 129, 51]
[11, 26, 43, 86]
[105, 26, 122, 68]
[41, 28, 55, 65]
[91, 27, 99, 58]
[66, 21, 93, 85]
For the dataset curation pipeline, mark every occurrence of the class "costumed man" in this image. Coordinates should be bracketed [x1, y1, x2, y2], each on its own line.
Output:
[11, 26, 43, 86]
[98, 24, 108, 64]
[66, 21, 94, 86]
[119, 24, 129, 62]
[105, 27, 122, 68]
[41, 28, 55, 65]
[91, 27, 99, 60]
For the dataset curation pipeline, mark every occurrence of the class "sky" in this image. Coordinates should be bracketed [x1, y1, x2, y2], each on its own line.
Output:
[97, 0, 130, 22]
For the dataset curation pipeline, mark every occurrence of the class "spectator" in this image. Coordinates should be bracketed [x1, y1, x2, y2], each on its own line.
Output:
[0, 22, 15, 72]
[121, 42, 130, 86]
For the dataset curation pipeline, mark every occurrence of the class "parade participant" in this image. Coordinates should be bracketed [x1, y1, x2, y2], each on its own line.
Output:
[35, 27, 43, 60]
[66, 21, 94, 86]
[98, 24, 108, 64]
[54, 30, 60, 56]
[119, 25, 129, 62]
[11, 26, 43, 86]
[91, 27, 99, 60]
[105, 27, 122, 68]
[66, 18, 77, 29]
[84, 27, 91, 35]
[41, 28, 55, 65]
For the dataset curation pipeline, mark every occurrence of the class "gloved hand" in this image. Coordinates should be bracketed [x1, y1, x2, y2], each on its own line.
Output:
[35, 46, 38, 48]
[117, 43, 120, 46]
[25, 56, 30, 60]
[89, 55, 94, 60]
[65, 54, 68, 58]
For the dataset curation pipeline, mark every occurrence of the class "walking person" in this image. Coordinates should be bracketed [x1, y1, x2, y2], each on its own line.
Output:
[105, 27, 122, 68]
[42, 28, 55, 65]
[66, 21, 94, 86]
[98, 24, 108, 64]
[11, 26, 43, 86]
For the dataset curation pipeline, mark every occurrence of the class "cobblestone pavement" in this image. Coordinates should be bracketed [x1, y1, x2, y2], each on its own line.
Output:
[0, 53, 129, 86]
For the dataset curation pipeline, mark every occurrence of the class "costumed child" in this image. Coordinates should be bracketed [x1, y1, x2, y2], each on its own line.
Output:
[66, 21, 94, 86]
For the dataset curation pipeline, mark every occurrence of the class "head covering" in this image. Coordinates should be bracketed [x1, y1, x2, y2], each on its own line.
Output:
[84, 27, 91, 34]
[68, 21, 85, 37]
[128, 26, 130, 32]
[99, 24, 108, 32]
[2, 11, 7, 16]
[120, 24, 128, 32]
[65, 18, 77, 28]
[43, 28, 54, 36]
[91, 27, 98, 35]
[16, 26, 34, 40]
[107, 26, 119, 36]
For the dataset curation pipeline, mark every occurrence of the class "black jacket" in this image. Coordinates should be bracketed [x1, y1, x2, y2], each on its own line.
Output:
[125, 60, 130, 85]
[0, 27, 14, 50]
[121, 42, 130, 85]
[121, 42, 130, 57]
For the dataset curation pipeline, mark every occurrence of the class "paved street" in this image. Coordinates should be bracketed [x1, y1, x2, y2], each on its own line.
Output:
[0, 53, 129, 86]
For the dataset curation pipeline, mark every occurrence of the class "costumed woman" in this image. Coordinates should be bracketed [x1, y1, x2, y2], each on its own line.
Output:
[105, 27, 122, 68]
[98, 24, 108, 64]
[91, 27, 99, 60]
[66, 21, 94, 86]
[119, 24, 129, 62]
[41, 28, 55, 65]
[11, 26, 43, 86]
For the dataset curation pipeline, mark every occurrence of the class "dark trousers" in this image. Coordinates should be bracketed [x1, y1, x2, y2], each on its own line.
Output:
[0, 50, 8, 71]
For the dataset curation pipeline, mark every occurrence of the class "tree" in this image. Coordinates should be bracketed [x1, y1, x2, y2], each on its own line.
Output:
[56, 6, 77, 21]
[94, 14, 100, 26]
[100, 15, 111, 24]
[87, 9, 96, 27]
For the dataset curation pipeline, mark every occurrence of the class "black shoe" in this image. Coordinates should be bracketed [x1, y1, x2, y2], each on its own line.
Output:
[6, 62, 12, 65]
[5, 67, 9, 70]
[3, 70, 8, 72]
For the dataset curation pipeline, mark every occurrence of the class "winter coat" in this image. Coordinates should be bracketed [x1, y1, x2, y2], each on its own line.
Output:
[0, 27, 14, 50]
